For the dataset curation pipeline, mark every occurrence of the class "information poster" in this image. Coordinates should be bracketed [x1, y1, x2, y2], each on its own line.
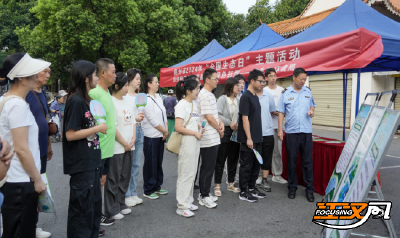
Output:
[326, 107, 385, 238]
[325, 105, 372, 202]
[331, 110, 400, 238]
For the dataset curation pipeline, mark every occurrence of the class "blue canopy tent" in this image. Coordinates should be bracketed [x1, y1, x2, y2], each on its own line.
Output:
[205, 23, 285, 61]
[266, 0, 400, 140]
[171, 39, 226, 68]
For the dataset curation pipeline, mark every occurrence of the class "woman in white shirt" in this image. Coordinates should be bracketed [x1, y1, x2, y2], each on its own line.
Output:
[124, 68, 145, 206]
[0, 53, 49, 238]
[142, 74, 168, 199]
[214, 77, 241, 196]
[174, 79, 203, 218]
[104, 72, 136, 220]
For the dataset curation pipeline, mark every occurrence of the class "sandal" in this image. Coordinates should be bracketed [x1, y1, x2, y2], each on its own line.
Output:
[227, 184, 240, 193]
[214, 186, 222, 196]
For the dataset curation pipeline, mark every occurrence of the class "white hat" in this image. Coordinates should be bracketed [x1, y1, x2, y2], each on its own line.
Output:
[168, 89, 174, 94]
[58, 90, 67, 97]
[7, 53, 51, 80]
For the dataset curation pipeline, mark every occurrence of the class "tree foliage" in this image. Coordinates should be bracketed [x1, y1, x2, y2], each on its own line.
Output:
[0, 0, 39, 53]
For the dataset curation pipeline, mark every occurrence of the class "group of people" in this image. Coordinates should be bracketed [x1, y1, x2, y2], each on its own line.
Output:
[0, 52, 317, 238]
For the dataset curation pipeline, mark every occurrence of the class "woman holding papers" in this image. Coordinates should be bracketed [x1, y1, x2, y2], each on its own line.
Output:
[174, 79, 203, 217]
[103, 72, 136, 220]
[124, 68, 145, 207]
[0, 53, 49, 238]
[62, 60, 108, 238]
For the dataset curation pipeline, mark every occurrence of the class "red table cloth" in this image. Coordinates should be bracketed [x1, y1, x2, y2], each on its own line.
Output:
[281, 135, 345, 196]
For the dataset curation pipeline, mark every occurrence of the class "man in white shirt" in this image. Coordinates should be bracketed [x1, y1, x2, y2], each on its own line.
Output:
[197, 68, 224, 209]
[264, 68, 288, 184]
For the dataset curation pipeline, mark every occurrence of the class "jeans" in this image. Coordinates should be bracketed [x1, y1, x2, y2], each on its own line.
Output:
[126, 125, 144, 198]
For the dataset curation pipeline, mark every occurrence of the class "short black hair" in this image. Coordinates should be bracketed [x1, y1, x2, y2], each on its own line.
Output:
[202, 68, 217, 83]
[234, 74, 246, 82]
[264, 68, 276, 77]
[293, 68, 307, 77]
[95, 58, 114, 76]
[248, 69, 264, 83]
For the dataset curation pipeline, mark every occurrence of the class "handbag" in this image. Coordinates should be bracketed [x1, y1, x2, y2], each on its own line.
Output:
[0, 95, 23, 187]
[167, 112, 175, 119]
[32, 91, 58, 136]
[166, 103, 193, 154]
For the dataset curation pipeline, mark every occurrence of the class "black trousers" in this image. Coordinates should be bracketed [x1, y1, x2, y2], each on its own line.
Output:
[214, 141, 240, 184]
[67, 168, 102, 238]
[1, 182, 38, 238]
[261, 136, 274, 171]
[285, 133, 314, 193]
[143, 137, 164, 195]
[199, 145, 219, 197]
[239, 143, 262, 191]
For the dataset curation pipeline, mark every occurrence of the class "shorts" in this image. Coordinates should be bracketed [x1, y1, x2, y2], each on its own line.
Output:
[100, 158, 111, 176]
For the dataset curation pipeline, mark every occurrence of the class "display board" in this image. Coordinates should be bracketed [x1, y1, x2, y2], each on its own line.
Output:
[325, 104, 372, 202]
[326, 108, 400, 238]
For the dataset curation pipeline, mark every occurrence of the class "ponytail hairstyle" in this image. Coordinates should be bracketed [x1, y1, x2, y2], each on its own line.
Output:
[111, 72, 129, 94]
[126, 68, 142, 93]
[143, 73, 157, 94]
[175, 79, 200, 101]
[0, 53, 25, 86]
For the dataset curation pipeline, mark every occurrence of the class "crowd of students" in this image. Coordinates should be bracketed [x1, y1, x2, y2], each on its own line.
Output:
[0, 52, 316, 238]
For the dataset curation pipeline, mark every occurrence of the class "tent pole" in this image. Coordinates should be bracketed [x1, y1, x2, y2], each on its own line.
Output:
[355, 68, 361, 117]
[343, 72, 346, 141]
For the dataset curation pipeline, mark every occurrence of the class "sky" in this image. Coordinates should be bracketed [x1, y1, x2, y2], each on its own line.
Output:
[223, 0, 277, 15]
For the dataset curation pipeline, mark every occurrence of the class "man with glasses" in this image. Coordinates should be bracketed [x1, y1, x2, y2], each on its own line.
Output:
[197, 68, 224, 208]
[277, 68, 315, 202]
[255, 76, 276, 193]
[237, 69, 266, 202]
[264, 68, 288, 184]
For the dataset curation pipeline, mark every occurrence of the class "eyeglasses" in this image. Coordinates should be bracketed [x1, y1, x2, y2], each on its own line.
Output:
[256, 80, 267, 84]
[210, 77, 219, 81]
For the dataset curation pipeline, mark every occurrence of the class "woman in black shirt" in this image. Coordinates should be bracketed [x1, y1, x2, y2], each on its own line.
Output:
[62, 60, 108, 238]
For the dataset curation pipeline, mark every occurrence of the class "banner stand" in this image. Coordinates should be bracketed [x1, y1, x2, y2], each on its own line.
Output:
[349, 177, 397, 238]
[320, 90, 400, 238]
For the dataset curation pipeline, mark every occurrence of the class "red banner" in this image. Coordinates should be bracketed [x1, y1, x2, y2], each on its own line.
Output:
[160, 28, 383, 87]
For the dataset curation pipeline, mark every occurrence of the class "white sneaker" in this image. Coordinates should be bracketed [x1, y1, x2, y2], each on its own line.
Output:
[209, 193, 218, 202]
[132, 196, 143, 204]
[256, 176, 263, 185]
[199, 197, 217, 209]
[125, 197, 137, 207]
[36, 228, 51, 238]
[176, 208, 194, 217]
[110, 213, 124, 220]
[120, 208, 131, 215]
[189, 204, 198, 211]
[272, 175, 288, 184]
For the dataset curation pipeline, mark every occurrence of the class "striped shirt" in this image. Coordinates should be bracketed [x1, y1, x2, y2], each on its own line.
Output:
[197, 88, 221, 148]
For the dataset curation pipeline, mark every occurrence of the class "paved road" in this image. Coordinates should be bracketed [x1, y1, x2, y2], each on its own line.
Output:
[36, 127, 400, 238]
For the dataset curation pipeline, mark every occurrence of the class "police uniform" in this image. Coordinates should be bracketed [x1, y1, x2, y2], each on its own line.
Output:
[277, 85, 315, 194]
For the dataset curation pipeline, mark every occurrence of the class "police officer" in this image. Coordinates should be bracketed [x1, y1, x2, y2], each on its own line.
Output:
[277, 68, 315, 202]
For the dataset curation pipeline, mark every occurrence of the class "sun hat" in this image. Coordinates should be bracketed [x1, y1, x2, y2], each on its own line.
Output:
[58, 90, 67, 97]
[7, 53, 51, 80]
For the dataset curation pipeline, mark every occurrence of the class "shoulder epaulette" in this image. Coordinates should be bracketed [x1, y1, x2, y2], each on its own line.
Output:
[306, 86, 311, 91]
[282, 88, 288, 93]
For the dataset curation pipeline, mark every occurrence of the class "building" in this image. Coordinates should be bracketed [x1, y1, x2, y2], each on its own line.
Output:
[267, 0, 400, 128]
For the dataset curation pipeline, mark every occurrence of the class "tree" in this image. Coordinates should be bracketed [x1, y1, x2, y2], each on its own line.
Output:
[221, 13, 250, 49]
[16, 0, 212, 86]
[246, 0, 274, 32]
[0, 0, 39, 53]
[273, 0, 310, 22]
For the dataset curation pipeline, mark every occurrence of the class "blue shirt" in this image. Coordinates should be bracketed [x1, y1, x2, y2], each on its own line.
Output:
[26, 90, 49, 157]
[60, 103, 65, 114]
[163, 96, 177, 113]
[50, 100, 62, 119]
[259, 88, 276, 136]
[277, 85, 316, 134]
